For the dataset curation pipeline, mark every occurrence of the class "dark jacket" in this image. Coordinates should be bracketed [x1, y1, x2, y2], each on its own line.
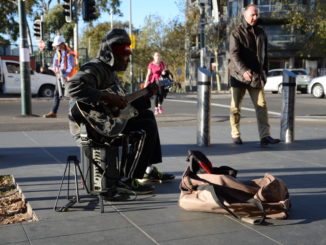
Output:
[229, 18, 268, 88]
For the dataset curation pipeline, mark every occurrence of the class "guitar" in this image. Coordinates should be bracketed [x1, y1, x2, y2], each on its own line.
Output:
[71, 79, 172, 138]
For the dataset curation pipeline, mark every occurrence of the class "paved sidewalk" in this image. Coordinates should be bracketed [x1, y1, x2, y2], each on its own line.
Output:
[1, 122, 326, 244]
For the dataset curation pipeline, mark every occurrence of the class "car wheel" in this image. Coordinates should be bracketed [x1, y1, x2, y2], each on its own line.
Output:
[278, 84, 283, 94]
[39, 85, 55, 97]
[312, 84, 325, 98]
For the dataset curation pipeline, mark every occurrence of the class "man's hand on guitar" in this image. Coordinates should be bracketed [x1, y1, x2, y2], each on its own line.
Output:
[101, 92, 128, 110]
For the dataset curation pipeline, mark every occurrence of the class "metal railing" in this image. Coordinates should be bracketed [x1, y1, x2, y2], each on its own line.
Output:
[268, 34, 305, 44]
[258, 3, 299, 13]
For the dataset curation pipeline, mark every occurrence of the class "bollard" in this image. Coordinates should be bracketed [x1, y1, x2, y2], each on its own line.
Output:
[197, 67, 211, 146]
[280, 69, 296, 143]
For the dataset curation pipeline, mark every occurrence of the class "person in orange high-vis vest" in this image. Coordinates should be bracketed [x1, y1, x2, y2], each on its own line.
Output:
[43, 35, 77, 118]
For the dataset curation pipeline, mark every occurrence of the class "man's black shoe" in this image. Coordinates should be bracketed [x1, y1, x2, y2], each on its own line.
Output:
[232, 137, 243, 145]
[260, 136, 280, 146]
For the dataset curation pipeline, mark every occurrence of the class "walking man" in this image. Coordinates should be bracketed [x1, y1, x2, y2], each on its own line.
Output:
[228, 4, 280, 146]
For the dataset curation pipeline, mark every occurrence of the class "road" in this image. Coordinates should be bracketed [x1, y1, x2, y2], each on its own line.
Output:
[0, 92, 325, 132]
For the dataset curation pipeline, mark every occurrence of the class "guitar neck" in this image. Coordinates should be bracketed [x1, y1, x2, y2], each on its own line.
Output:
[125, 87, 149, 103]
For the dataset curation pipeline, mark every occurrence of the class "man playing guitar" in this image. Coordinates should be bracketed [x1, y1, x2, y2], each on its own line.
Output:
[67, 28, 174, 196]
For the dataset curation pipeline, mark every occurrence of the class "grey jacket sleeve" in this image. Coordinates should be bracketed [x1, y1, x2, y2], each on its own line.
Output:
[67, 67, 103, 106]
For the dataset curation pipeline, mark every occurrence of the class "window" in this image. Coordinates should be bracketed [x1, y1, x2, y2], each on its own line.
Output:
[228, 1, 238, 18]
[268, 70, 282, 76]
[292, 69, 307, 75]
[6, 63, 20, 74]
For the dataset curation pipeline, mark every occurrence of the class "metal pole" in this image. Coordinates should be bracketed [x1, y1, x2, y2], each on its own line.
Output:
[129, 0, 133, 92]
[110, 9, 113, 29]
[41, 15, 45, 67]
[197, 2, 211, 146]
[18, 0, 32, 115]
[280, 69, 296, 143]
[74, 1, 79, 66]
[197, 67, 211, 146]
[199, 3, 205, 67]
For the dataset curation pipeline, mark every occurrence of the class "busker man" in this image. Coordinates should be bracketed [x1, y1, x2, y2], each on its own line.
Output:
[67, 28, 174, 196]
[228, 4, 280, 147]
[43, 35, 77, 118]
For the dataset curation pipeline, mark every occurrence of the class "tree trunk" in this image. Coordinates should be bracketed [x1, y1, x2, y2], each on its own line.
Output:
[215, 49, 221, 91]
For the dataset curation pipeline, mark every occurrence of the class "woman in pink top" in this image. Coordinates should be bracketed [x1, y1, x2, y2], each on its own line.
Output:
[144, 52, 168, 115]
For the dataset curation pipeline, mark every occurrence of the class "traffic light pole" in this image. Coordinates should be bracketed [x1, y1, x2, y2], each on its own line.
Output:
[18, 0, 32, 116]
[197, 2, 211, 147]
[129, 0, 133, 93]
[41, 15, 45, 67]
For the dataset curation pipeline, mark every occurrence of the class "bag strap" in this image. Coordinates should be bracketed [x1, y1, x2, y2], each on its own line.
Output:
[198, 184, 266, 225]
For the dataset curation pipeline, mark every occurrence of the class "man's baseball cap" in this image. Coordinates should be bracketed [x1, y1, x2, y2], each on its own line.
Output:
[52, 35, 65, 46]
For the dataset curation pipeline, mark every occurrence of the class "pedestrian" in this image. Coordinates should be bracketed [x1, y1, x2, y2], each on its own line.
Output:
[228, 4, 280, 146]
[67, 28, 174, 196]
[144, 52, 168, 115]
[43, 35, 77, 118]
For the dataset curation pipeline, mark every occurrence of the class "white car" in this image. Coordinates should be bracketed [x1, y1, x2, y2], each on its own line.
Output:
[308, 75, 326, 98]
[264, 69, 311, 94]
[0, 59, 56, 97]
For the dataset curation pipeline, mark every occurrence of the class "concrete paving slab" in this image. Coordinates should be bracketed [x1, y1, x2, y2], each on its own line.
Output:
[0, 223, 29, 245]
[0, 124, 326, 245]
[29, 227, 157, 245]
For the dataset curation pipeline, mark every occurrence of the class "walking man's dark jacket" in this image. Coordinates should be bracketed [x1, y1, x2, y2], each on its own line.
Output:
[229, 18, 268, 89]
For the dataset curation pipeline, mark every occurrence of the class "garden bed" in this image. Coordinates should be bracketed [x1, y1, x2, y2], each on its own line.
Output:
[0, 175, 38, 225]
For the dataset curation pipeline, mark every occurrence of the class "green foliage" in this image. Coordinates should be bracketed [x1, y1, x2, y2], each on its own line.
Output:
[79, 21, 128, 59]
[0, 0, 38, 42]
[44, 4, 74, 44]
[78, 14, 186, 85]
[0, 0, 121, 44]
[96, 0, 122, 17]
[271, 0, 326, 55]
[132, 15, 186, 83]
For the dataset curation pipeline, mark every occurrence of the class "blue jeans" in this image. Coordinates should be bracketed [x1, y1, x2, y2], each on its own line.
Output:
[51, 85, 63, 113]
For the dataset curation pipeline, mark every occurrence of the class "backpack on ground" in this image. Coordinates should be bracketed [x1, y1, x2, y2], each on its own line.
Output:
[178, 150, 291, 225]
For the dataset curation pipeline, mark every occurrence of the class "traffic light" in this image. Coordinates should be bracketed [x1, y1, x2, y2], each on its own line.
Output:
[82, 0, 97, 22]
[33, 19, 43, 41]
[63, 0, 73, 23]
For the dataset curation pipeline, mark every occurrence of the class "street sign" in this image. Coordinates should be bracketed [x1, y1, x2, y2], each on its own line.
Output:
[39, 40, 45, 50]
[130, 34, 136, 49]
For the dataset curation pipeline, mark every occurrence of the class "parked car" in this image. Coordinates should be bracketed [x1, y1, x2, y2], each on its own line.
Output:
[0, 59, 56, 97]
[264, 69, 311, 94]
[308, 75, 326, 98]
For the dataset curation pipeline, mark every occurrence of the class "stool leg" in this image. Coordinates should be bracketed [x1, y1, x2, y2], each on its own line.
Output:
[76, 162, 90, 193]
[99, 195, 104, 213]
[74, 162, 81, 203]
[67, 160, 71, 199]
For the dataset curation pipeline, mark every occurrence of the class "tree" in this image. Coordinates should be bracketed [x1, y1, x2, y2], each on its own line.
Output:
[205, 22, 226, 91]
[273, 0, 326, 56]
[0, 0, 122, 44]
[161, 19, 186, 83]
[0, 0, 38, 43]
[44, 4, 74, 43]
[79, 21, 128, 59]
[132, 15, 165, 74]
[132, 15, 186, 85]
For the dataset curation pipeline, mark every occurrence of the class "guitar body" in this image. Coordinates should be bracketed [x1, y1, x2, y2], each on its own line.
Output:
[70, 80, 172, 139]
[71, 101, 138, 138]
